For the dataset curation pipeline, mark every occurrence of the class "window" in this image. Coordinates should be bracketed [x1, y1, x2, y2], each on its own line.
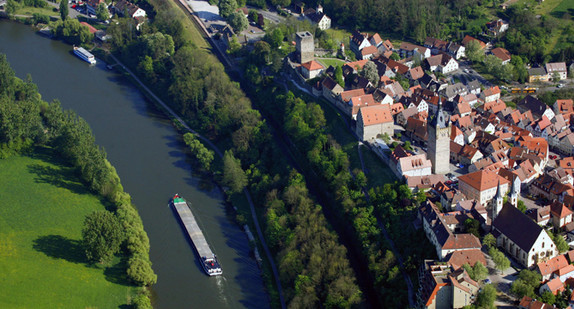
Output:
[542, 242, 545, 248]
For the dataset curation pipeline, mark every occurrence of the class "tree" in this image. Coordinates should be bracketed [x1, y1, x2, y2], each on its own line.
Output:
[96, 3, 109, 21]
[266, 28, 284, 48]
[183, 133, 214, 170]
[483, 233, 496, 249]
[464, 218, 480, 237]
[334, 66, 344, 87]
[540, 290, 556, 305]
[476, 284, 496, 309]
[465, 40, 483, 63]
[82, 210, 124, 263]
[227, 11, 248, 33]
[222, 150, 247, 193]
[403, 140, 412, 151]
[360, 61, 379, 86]
[5, 0, 18, 15]
[390, 53, 400, 61]
[132, 292, 152, 309]
[218, 0, 237, 18]
[552, 233, 569, 253]
[517, 200, 527, 213]
[59, 0, 68, 21]
[127, 256, 157, 286]
[511, 279, 535, 298]
[489, 247, 510, 272]
[518, 269, 542, 288]
[472, 262, 488, 281]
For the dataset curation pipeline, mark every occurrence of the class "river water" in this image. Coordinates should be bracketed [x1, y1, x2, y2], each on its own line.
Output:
[0, 20, 269, 309]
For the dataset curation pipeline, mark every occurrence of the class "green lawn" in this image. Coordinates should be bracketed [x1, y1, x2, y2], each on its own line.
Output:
[317, 58, 346, 70]
[551, 0, 574, 17]
[0, 148, 132, 308]
[14, 5, 58, 17]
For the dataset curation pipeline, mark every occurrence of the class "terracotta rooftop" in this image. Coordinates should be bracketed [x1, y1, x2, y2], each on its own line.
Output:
[445, 249, 486, 270]
[300, 60, 324, 71]
[537, 255, 568, 276]
[358, 104, 393, 126]
[458, 170, 509, 192]
[491, 47, 511, 62]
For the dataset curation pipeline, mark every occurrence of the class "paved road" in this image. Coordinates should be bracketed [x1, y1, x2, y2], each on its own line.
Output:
[108, 52, 286, 309]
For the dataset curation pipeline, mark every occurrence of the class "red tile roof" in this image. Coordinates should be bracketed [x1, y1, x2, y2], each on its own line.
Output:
[538, 255, 569, 276]
[446, 249, 486, 270]
[458, 170, 509, 192]
[462, 35, 486, 49]
[359, 104, 393, 126]
[491, 47, 511, 62]
[300, 60, 324, 71]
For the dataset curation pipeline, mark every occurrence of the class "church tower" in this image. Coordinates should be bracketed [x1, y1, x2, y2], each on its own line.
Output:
[510, 177, 520, 207]
[427, 101, 451, 174]
[492, 181, 504, 221]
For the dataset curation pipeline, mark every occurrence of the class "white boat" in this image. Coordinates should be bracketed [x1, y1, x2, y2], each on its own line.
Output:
[73, 46, 96, 65]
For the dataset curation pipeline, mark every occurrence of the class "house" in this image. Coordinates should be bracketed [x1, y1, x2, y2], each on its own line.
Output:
[447, 43, 465, 60]
[303, 5, 331, 30]
[545, 62, 568, 81]
[407, 174, 446, 191]
[554, 99, 574, 115]
[349, 31, 371, 58]
[113, 0, 146, 19]
[461, 35, 486, 49]
[529, 67, 549, 83]
[399, 42, 430, 60]
[359, 45, 378, 60]
[417, 261, 479, 309]
[539, 277, 565, 295]
[492, 204, 558, 268]
[300, 60, 324, 79]
[419, 202, 482, 260]
[517, 95, 555, 121]
[481, 86, 501, 103]
[466, 80, 481, 95]
[355, 105, 394, 141]
[550, 201, 573, 228]
[537, 255, 569, 281]
[457, 170, 509, 206]
[86, 0, 105, 16]
[407, 66, 425, 81]
[443, 83, 468, 101]
[445, 249, 486, 270]
[490, 48, 511, 65]
[439, 54, 458, 74]
[321, 77, 344, 104]
[528, 205, 551, 226]
[486, 19, 509, 36]
[425, 55, 442, 72]
[396, 154, 432, 178]
[518, 296, 553, 309]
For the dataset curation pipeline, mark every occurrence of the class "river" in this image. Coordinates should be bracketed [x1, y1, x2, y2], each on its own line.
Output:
[0, 20, 269, 309]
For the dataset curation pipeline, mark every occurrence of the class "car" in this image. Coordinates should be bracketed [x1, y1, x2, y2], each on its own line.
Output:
[484, 279, 491, 284]
[463, 69, 469, 73]
[558, 84, 564, 88]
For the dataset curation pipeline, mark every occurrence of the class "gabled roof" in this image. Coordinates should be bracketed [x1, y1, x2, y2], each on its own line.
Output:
[340, 89, 365, 102]
[409, 66, 424, 80]
[491, 47, 511, 62]
[461, 35, 486, 49]
[358, 104, 393, 126]
[361, 45, 378, 56]
[300, 60, 324, 71]
[537, 255, 568, 276]
[458, 170, 509, 192]
[426, 54, 442, 67]
[445, 249, 486, 270]
[493, 204, 545, 252]
[550, 201, 573, 219]
[369, 33, 382, 46]
[544, 277, 565, 294]
[555, 99, 574, 115]
[546, 62, 567, 73]
[558, 264, 574, 276]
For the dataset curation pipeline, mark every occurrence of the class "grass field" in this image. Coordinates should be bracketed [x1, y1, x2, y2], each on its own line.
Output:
[551, 0, 574, 17]
[14, 5, 58, 17]
[0, 148, 132, 308]
[317, 58, 346, 69]
[152, 0, 210, 50]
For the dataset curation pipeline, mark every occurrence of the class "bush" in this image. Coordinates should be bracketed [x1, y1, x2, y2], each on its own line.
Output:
[132, 291, 152, 309]
[127, 256, 157, 286]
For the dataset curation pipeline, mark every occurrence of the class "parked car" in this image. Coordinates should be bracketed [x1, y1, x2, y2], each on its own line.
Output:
[484, 279, 491, 284]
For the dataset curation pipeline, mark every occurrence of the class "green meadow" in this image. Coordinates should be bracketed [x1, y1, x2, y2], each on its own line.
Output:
[0, 148, 132, 308]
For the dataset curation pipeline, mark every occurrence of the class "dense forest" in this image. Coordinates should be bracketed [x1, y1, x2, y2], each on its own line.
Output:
[0, 54, 155, 308]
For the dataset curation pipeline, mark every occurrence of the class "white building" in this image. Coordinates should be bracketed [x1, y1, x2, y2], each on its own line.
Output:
[493, 204, 558, 268]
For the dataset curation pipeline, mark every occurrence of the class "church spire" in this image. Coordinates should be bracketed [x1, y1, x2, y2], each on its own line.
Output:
[510, 176, 519, 207]
[492, 180, 504, 220]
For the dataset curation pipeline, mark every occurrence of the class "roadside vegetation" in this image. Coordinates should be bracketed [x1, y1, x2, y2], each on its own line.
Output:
[0, 54, 155, 308]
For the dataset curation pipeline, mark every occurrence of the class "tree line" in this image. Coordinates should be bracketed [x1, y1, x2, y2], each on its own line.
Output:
[0, 54, 155, 309]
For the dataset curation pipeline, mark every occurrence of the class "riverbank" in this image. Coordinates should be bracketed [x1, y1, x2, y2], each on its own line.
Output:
[0, 147, 134, 308]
